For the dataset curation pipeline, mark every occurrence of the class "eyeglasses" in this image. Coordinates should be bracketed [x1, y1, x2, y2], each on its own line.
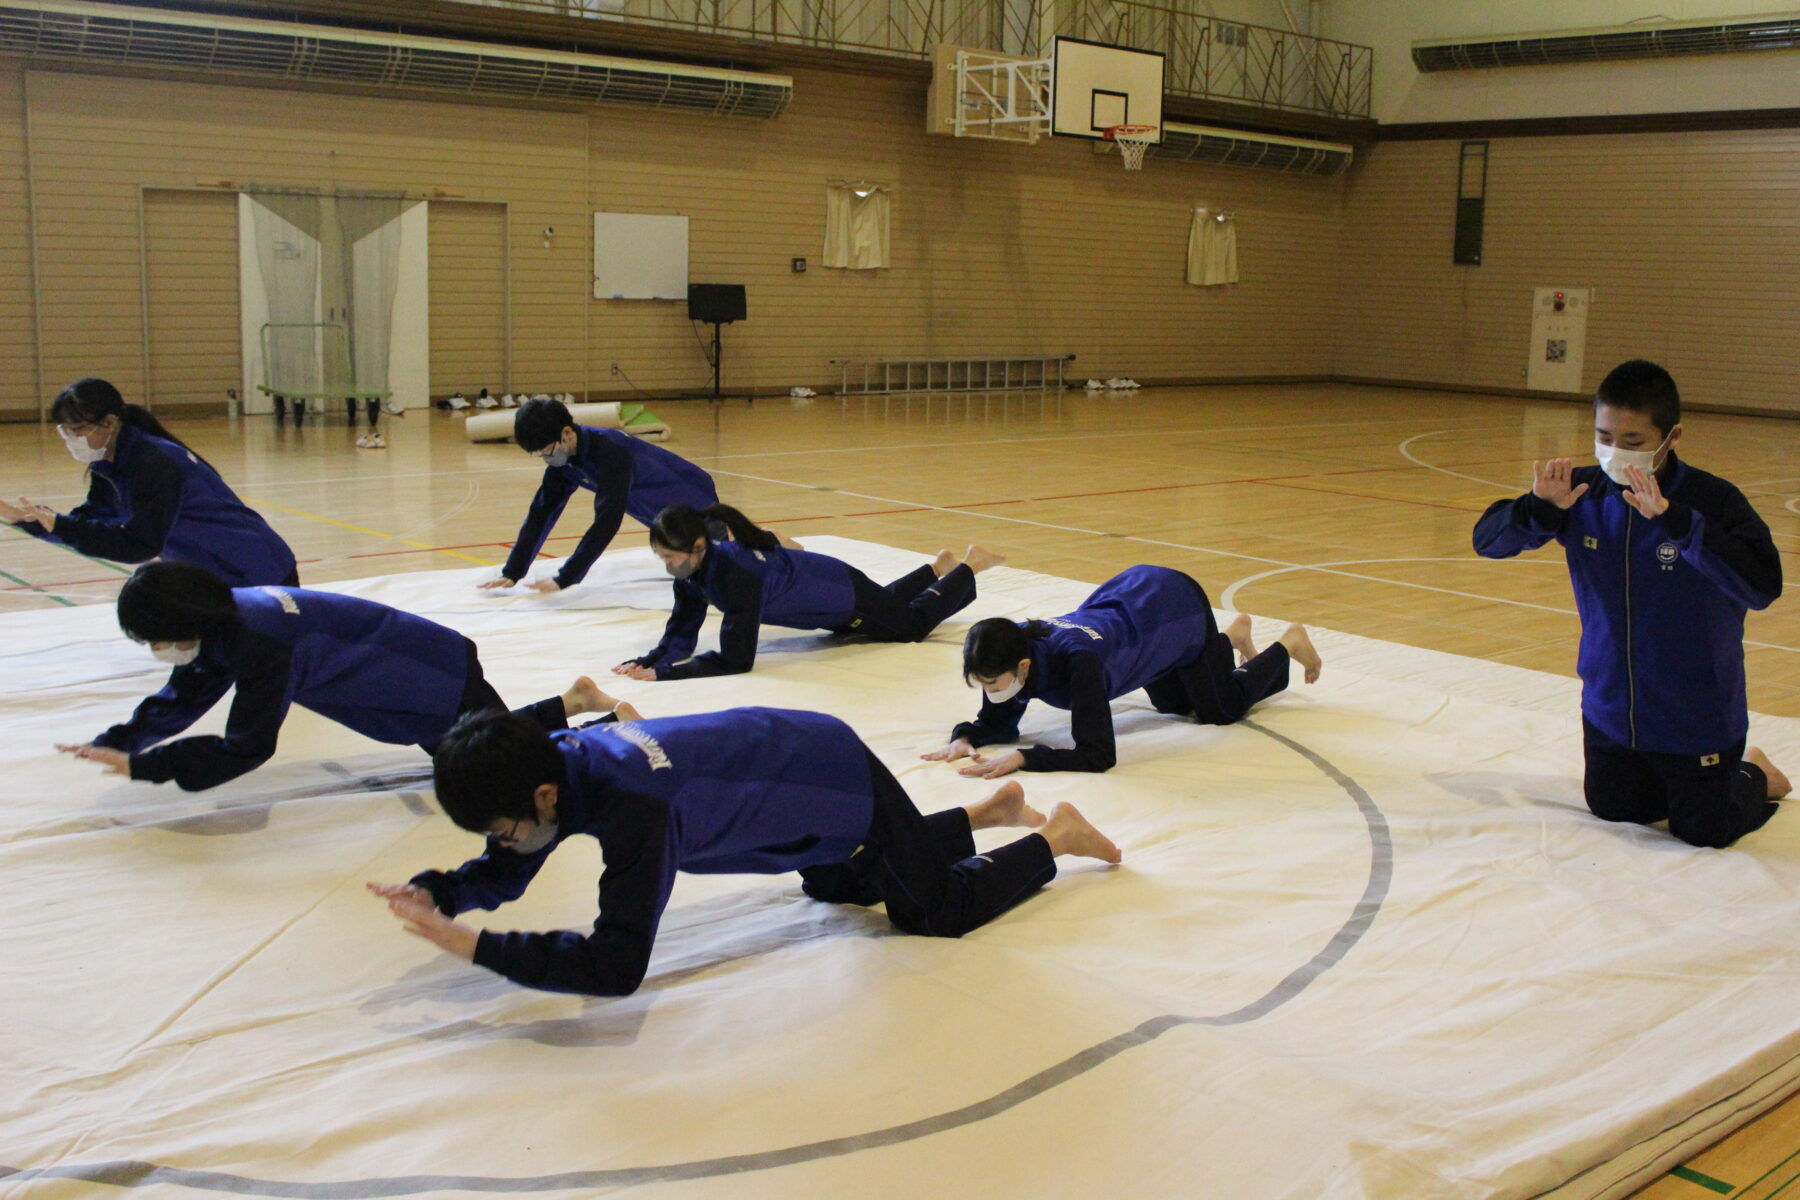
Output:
[56, 423, 98, 438]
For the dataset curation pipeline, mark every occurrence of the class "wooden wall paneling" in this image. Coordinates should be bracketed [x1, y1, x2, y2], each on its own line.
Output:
[427, 200, 508, 398]
[141, 187, 240, 413]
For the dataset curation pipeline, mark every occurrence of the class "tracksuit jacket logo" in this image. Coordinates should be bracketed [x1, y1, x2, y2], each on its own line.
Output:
[611, 724, 674, 771]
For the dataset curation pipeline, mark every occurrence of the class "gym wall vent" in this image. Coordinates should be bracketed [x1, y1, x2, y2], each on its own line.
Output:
[1413, 12, 1800, 72]
[0, 0, 794, 117]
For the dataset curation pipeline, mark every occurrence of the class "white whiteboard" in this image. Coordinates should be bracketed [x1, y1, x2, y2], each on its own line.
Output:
[593, 213, 688, 300]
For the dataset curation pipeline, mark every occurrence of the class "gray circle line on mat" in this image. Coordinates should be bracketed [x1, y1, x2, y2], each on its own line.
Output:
[1, 720, 1391, 1197]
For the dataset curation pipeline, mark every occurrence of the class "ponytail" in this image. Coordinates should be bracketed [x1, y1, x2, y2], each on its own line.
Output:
[50, 378, 211, 467]
[649, 503, 781, 554]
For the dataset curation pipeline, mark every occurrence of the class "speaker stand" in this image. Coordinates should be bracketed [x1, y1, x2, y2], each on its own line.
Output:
[702, 321, 752, 404]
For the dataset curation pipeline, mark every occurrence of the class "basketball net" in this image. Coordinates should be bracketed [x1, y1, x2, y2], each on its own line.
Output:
[1105, 124, 1157, 171]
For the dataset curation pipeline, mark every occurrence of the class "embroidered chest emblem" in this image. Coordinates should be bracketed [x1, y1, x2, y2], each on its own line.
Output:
[1582, 536, 1598, 549]
[1656, 542, 1678, 566]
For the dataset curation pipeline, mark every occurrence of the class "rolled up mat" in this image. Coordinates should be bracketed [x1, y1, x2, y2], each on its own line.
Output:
[463, 401, 670, 443]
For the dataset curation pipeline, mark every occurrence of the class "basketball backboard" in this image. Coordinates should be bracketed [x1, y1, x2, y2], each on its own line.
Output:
[1050, 37, 1164, 142]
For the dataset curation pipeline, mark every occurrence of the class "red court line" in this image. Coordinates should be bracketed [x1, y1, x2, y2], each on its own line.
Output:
[341, 506, 941, 561]
[1257, 480, 1486, 515]
[321, 464, 1507, 564]
[765, 507, 931, 523]
[1014, 466, 1402, 504]
[2, 574, 124, 592]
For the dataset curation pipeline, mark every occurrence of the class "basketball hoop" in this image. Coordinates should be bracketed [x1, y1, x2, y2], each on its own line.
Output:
[1104, 124, 1158, 171]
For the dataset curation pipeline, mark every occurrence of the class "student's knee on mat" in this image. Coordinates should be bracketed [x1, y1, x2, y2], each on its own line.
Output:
[1583, 776, 1663, 825]
[800, 865, 881, 907]
[886, 909, 973, 938]
[1584, 792, 1647, 824]
[1667, 808, 1741, 850]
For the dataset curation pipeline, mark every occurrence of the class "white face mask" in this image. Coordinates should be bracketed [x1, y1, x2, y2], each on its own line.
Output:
[507, 821, 559, 855]
[544, 444, 571, 469]
[1594, 432, 1671, 487]
[60, 426, 107, 464]
[984, 672, 1026, 704]
[152, 643, 200, 667]
[664, 550, 703, 580]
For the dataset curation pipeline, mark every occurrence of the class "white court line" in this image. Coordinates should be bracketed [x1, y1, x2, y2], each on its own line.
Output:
[1218, 556, 1568, 614]
[708, 466, 1800, 655]
[1790, 498, 1800, 516]
[1400, 430, 1799, 573]
[7, 413, 1525, 505]
[1397, 429, 1531, 491]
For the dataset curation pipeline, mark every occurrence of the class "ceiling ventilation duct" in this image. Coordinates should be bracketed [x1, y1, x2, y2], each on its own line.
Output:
[1149, 121, 1353, 176]
[1413, 12, 1800, 72]
[0, 0, 793, 117]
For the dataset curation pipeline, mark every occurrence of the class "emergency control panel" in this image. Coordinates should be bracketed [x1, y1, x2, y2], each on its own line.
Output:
[1527, 287, 1593, 394]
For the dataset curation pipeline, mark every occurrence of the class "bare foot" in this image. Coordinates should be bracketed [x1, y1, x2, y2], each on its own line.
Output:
[1224, 613, 1257, 665]
[1038, 801, 1121, 864]
[961, 544, 1007, 574]
[931, 549, 959, 578]
[562, 675, 607, 717]
[612, 700, 643, 723]
[1747, 747, 1792, 799]
[967, 779, 1046, 831]
[1279, 623, 1322, 684]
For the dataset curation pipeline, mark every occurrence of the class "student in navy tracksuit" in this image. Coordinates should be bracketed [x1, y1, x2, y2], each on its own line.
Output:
[1473, 359, 1789, 847]
[1, 378, 297, 587]
[925, 566, 1322, 777]
[368, 705, 1121, 996]
[59, 561, 633, 791]
[615, 504, 1006, 681]
[480, 398, 719, 595]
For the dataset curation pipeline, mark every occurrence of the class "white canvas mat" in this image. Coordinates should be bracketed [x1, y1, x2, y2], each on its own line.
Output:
[2, 537, 1797, 1199]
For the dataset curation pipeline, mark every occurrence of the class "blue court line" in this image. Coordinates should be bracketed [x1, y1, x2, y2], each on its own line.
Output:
[1, 721, 1389, 1196]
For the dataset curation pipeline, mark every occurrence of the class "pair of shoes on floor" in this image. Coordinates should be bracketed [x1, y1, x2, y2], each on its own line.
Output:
[354, 433, 387, 449]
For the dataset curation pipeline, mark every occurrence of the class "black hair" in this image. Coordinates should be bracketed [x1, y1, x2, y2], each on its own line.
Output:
[961, 617, 1050, 685]
[116, 561, 240, 643]
[1595, 359, 1681, 436]
[514, 398, 574, 452]
[431, 709, 567, 832]
[50, 378, 207, 463]
[648, 503, 781, 554]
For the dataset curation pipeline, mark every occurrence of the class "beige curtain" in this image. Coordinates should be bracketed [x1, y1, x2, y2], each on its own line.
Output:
[824, 184, 891, 270]
[248, 194, 324, 397]
[1187, 207, 1239, 286]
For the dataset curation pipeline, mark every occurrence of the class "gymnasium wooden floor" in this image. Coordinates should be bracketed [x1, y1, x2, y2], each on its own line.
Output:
[1, 381, 1796, 1196]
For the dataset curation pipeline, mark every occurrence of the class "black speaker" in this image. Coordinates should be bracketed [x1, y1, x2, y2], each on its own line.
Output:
[687, 283, 747, 324]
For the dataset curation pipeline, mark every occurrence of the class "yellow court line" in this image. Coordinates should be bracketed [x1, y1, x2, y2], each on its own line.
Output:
[243, 497, 498, 567]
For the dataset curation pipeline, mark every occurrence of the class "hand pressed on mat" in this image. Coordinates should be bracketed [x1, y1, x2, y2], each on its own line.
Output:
[959, 748, 1025, 779]
[56, 743, 128, 775]
[369, 882, 479, 961]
